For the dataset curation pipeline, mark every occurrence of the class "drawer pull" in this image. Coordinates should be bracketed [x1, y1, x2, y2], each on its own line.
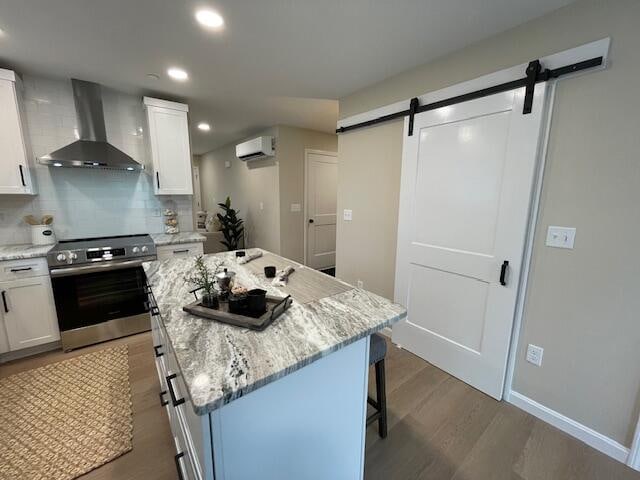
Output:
[166, 373, 185, 407]
[173, 249, 190, 254]
[153, 345, 164, 357]
[10, 267, 33, 273]
[1, 291, 8, 313]
[19, 165, 26, 187]
[159, 390, 169, 407]
[174, 452, 185, 480]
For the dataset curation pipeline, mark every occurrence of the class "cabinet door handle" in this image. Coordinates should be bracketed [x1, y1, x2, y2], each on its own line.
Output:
[166, 373, 185, 407]
[1, 291, 8, 313]
[10, 267, 32, 273]
[153, 344, 164, 357]
[174, 452, 185, 480]
[156, 172, 160, 189]
[499, 260, 509, 286]
[18, 165, 26, 187]
[172, 249, 189, 254]
[159, 390, 169, 407]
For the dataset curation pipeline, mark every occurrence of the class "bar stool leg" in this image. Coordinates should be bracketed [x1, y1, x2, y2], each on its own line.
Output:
[375, 359, 387, 438]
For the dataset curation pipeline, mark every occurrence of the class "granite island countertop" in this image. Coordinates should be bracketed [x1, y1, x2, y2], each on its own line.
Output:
[143, 249, 407, 415]
[0, 244, 55, 261]
[150, 231, 206, 246]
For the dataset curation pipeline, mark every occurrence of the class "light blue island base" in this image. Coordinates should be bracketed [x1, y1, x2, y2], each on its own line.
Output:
[210, 336, 369, 479]
[146, 250, 406, 480]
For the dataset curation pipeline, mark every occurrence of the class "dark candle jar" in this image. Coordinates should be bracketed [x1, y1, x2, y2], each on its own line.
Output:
[201, 292, 219, 309]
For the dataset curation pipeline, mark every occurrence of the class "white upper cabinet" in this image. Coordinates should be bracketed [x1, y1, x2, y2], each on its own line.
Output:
[143, 97, 194, 195]
[0, 69, 36, 195]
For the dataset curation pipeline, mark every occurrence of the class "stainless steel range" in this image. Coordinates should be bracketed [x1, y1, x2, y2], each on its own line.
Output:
[47, 234, 157, 351]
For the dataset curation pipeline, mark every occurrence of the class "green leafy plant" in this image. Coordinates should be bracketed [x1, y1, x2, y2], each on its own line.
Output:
[184, 256, 217, 295]
[217, 196, 244, 251]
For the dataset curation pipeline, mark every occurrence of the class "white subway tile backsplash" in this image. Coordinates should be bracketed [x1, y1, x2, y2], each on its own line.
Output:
[0, 75, 193, 244]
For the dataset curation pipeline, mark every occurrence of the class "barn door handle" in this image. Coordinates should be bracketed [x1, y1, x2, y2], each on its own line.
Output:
[499, 260, 509, 286]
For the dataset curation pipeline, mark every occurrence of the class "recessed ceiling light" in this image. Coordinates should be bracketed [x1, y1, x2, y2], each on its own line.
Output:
[53, 162, 62, 167]
[195, 9, 224, 29]
[197, 122, 211, 132]
[146, 73, 159, 81]
[167, 67, 188, 81]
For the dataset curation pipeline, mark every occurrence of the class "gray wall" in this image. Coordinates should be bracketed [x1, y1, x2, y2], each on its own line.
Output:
[198, 127, 281, 253]
[336, 0, 640, 446]
[277, 126, 337, 263]
[198, 126, 337, 260]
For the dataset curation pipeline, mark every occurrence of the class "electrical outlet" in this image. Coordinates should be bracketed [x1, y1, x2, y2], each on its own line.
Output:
[526, 344, 544, 366]
[343, 209, 353, 221]
[357, 280, 363, 289]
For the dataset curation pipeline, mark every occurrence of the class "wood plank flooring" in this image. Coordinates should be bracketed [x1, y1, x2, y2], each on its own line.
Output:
[1, 333, 638, 479]
[365, 337, 639, 480]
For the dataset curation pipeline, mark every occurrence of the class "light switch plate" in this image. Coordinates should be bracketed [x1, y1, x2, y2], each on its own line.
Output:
[290, 203, 301, 212]
[545, 226, 576, 249]
[526, 344, 544, 367]
[259, 202, 264, 211]
[343, 209, 353, 221]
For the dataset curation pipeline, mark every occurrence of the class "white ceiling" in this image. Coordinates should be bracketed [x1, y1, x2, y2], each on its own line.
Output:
[0, 0, 574, 154]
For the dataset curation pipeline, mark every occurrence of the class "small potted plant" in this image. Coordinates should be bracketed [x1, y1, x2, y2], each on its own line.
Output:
[185, 256, 219, 309]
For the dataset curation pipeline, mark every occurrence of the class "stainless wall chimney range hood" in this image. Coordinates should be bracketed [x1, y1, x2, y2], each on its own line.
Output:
[38, 79, 144, 171]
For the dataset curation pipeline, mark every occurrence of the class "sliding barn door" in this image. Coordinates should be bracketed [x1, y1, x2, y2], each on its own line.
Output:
[393, 85, 549, 399]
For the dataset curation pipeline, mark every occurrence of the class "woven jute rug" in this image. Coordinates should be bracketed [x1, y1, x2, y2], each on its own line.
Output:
[0, 345, 133, 480]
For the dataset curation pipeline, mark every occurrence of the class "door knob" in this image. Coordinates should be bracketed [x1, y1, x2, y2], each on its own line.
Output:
[308, 219, 314, 224]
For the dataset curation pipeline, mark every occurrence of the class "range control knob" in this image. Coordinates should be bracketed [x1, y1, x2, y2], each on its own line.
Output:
[132, 246, 140, 254]
[56, 253, 66, 262]
[141, 245, 148, 253]
[69, 252, 78, 260]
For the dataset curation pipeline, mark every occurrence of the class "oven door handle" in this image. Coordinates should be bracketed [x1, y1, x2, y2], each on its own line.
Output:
[50, 256, 157, 277]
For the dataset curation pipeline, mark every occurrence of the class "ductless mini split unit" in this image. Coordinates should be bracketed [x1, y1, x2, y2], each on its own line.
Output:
[235, 136, 275, 161]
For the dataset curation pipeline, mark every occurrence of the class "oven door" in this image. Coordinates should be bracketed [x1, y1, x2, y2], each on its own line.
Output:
[51, 263, 150, 331]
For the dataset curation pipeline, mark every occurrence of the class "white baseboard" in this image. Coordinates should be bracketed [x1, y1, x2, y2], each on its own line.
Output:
[508, 391, 632, 466]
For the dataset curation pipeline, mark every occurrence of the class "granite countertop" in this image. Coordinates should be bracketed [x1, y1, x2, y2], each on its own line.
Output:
[0, 244, 55, 262]
[143, 249, 407, 415]
[150, 232, 206, 246]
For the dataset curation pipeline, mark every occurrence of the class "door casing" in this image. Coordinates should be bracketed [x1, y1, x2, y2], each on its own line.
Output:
[304, 149, 338, 268]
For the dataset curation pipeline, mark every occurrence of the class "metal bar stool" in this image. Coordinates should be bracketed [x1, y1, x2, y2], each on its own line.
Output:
[367, 333, 388, 438]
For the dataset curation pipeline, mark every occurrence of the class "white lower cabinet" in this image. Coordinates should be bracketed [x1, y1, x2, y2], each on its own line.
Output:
[0, 274, 60, 351]
[151, 313, 213, 480]
[156, 242, 204, 262]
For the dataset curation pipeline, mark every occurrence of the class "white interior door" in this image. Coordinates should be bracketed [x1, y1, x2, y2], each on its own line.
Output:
[393, 85, 549, 400]
[305, 151, 338, 270]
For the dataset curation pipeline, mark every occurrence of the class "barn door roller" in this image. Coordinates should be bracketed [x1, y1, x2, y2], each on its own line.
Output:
[336, 56, 603, 136]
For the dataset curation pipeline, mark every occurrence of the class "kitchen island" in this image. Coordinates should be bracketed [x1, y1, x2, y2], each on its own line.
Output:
[143, 249, 406, 480]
